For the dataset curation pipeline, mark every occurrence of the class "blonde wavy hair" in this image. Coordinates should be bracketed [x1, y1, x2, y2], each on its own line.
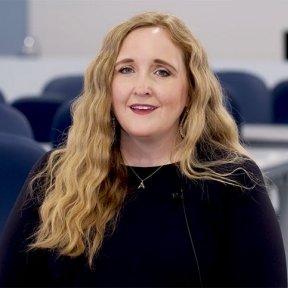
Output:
[30, 11, 251, 266]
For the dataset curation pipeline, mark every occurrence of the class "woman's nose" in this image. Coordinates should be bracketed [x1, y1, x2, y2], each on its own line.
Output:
[133, 75, 152, 96]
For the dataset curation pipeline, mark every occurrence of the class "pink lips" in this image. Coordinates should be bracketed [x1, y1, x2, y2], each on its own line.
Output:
[130, 104, 159, 114]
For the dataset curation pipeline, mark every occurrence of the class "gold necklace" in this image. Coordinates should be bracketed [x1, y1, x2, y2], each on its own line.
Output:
[129, 164, 167, 189]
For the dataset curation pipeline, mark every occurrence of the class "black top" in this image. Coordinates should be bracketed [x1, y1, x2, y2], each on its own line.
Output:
[0, 154, 287, 287]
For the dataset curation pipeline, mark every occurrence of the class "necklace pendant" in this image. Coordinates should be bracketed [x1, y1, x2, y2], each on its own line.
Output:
[138, 181, 145, 189]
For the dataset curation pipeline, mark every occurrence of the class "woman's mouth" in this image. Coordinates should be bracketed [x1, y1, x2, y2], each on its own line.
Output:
[130, 104, 159, 112]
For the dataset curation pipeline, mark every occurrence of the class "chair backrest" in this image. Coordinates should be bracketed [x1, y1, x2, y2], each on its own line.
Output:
[215, 70, 272, 123]
[272, 80, 288, 123]
[42, 75, 84, 101]
[0, 104, 34, 138]
[0, 133, 45, 236]
[0, 90, 5, 104]
[12, 97, 64, 142]
[50, 100, 73, 147]
[223, 88, 244, 131]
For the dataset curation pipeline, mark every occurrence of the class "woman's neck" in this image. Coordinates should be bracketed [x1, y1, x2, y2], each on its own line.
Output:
[120, 133, 182, 167]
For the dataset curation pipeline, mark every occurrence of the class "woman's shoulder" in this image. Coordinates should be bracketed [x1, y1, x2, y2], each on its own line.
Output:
[197, 144, 263, 179]
[32, 149, 53, 170]
[191, 154, 267, 206]
[228, 155, 264, 188]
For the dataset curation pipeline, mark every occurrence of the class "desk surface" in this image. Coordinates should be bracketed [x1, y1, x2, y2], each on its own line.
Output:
[248, 146, 288, 218]
[243, 124, 288, 143]
[248, 146, 288, 171]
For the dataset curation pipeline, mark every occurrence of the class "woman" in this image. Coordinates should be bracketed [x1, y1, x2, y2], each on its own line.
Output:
[0, 12, 286, 287]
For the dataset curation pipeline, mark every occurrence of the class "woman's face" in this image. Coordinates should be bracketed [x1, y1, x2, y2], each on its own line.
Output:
[111, 27, 188, 142]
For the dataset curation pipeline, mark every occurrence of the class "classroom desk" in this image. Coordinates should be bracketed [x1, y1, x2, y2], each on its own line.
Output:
[243, 124, 288, 147]
[248, 146, 288, 213]
[243, 124, 288, 218]
[248, 146, 288, 266]
[243, 124, 288, 208]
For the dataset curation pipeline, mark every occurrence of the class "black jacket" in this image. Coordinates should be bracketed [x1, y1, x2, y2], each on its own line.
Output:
[0, 153, 287, 287]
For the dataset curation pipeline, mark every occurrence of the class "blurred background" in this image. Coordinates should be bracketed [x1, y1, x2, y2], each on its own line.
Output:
[1, 0, 288, 100]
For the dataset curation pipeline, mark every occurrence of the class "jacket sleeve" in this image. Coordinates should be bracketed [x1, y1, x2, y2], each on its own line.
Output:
[0, 152, 52, 287]
[226, 159, 287, 287]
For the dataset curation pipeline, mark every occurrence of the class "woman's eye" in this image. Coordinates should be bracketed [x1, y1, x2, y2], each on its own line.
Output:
[119, 67, 134, 74]
[155, 69, 171, 77]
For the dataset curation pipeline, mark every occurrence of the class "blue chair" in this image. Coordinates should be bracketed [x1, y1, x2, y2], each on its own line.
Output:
[0, 133, 45, 236]
[272, 80, 288, 123]
[0, 90, 5, 104]
[50, 100, 73, 148]
[0, 104, 34, 138]
[223, 88, 244, 128]
[11, 75, 83, 142]
[215, 71, 272, 123]
[12, 95, 63, 142]
[42, 75, 83, 101]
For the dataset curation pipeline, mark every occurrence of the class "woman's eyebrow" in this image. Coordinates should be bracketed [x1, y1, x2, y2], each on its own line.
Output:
[115, 58, 134, 66]
[114, 58, 177, 73]
[153, 59, 177, 73]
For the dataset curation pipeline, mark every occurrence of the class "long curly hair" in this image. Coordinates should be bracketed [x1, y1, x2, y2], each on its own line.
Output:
[29, 11, 250, 266]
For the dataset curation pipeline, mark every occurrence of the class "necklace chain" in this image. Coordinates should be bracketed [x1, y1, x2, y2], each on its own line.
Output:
[129, 164, 167, 189]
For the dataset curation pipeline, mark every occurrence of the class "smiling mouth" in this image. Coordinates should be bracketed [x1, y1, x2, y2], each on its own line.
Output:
[130, 104, 159, 111]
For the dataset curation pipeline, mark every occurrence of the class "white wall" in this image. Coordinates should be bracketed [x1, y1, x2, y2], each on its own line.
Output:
[2, 0, 288, 102]
[28, 0, 288, 61]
